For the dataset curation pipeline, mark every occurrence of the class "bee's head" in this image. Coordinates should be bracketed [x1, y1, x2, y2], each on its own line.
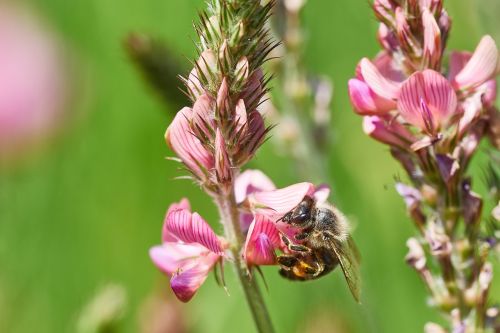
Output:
[282, 195, 315, 226]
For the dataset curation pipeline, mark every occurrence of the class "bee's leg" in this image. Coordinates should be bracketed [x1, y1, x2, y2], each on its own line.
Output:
[277, 254, 298, 270]
[311, 254, 326, 277]
[281, 234, 310, 253]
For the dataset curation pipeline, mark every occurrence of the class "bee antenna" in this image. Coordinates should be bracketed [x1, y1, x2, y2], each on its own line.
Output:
[255, 266, 270, 292]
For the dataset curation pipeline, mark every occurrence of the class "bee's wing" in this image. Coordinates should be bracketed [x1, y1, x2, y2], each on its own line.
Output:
[331, 236, 361, 303]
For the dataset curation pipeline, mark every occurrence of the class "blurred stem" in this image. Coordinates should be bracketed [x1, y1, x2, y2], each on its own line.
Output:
[215, 190, 275, 333]
[274, 1, 331, 184]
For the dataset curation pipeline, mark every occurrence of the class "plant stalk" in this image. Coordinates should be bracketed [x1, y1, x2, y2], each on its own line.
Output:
[216, 190, 275, 333]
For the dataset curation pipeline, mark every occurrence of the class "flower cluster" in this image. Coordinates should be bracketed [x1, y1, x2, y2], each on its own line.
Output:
[150, 170, 328, 302]
[348, 0, 499, 331]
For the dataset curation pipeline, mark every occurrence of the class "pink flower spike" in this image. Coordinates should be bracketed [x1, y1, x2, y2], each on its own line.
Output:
[244, 215, 281, 266]
[359, 58, 401, 101]
[234, 169, 276, 204]
[165, 107, 214, 180]
[397, 70, 458, 134]
[348, 79, 396, 115]
[453, 35, 499, 91]
[165, 209, 223, 254]
[250, 182, 315, 219]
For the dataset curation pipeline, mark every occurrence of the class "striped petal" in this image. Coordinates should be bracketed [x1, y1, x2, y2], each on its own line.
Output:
[165, 107, 214, 179]
[243, 214, 281, 266]
[165, 209, 223, 254]
[163, 198, 191, 242]
[398, 70, 458, 133]
[453, 35, 499, 91]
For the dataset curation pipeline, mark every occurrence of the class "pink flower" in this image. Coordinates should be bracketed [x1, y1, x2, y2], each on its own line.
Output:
[243, 214, 281, 266]
[150, 200, 225, 302]
[0, 4, 66, 158]
[397, 70, 458, 135]
[236, 170, 331, 267]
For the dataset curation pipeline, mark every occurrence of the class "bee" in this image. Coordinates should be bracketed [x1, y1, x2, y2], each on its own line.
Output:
[277, 195, 361, 302]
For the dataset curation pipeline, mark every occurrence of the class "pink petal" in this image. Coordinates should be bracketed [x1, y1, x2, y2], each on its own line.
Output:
[348, 78, 396, 115]
[165, 209, 223, 254]
[373, 52, 405, 82]
[234, 169, 276, 204]
[149, 243, 207, 275]
[169, 253, 220, 302]
[167, 198, 191, 215]
[163, 198, 192, 242]
[397, 70, 458, 133]
[359, 58, 400, 101]
[448, 51, 471, 81]
[453, 35, 499, 91]
[240, 69, 264, 111]
[243, 214, 281, 266]
[313, 184, 331, 204]
[165, 107, 214, 178]
[363, 115, 415, 148]
[250, 182, 315, 219]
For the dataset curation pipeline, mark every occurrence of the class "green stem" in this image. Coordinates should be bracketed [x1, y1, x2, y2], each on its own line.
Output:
[216, 191, 275, 333]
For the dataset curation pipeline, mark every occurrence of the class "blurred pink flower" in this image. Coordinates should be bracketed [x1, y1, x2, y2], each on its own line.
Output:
[0, 4, 66, 157]
[150, 199, 225, 302]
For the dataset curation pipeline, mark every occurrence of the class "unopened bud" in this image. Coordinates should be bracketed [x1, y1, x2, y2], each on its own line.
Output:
[218, 40, 232, 74]
[422, 8, 442, 69]
[214, 128, 232, 189]
[234, 57, 250, 91]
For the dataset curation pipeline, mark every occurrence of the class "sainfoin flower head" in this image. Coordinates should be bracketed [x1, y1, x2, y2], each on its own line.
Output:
[150, 199, 225, 302]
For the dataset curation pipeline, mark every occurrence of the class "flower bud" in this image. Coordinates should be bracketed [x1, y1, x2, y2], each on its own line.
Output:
[215, 128, 232, 188]
[234, 57, 250, 91]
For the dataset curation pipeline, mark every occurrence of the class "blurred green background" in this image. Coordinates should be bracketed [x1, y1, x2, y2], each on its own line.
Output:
[0, 0, 498, 332]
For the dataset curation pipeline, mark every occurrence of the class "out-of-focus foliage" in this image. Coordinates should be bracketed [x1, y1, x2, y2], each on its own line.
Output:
[0, 0, 497, 332]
